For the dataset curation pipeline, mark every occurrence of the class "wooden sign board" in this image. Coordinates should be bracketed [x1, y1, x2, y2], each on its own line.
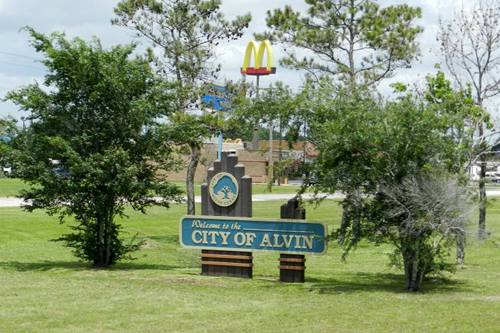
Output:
[183, 152, 327, 280]
[198, 152, 253, 278]
[180, 215, 327, 255]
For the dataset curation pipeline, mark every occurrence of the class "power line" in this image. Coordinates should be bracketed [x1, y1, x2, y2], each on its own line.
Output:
[0, 51, 43, 70]
[0, 61, 43, 70]
[0, 51, 41, 61]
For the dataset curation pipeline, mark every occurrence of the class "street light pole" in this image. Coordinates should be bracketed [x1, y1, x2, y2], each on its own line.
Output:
[256, 75, 273, 191]
[240, 39, 277, 187]
[268, 115, 273, 191]
[251, 75, 260, 151]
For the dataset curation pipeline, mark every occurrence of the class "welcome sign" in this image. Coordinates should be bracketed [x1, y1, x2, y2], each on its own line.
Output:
[180, 216, 327, 255]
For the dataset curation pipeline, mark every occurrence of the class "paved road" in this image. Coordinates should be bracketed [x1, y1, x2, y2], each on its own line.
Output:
[0, 193, 343, 207]
[1, 190, 499, 208]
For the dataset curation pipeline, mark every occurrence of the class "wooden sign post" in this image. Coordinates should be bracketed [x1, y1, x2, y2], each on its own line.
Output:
[279, 198, 306, 283]
[200, 152, 253, 278]
[180, 153, 327, 280]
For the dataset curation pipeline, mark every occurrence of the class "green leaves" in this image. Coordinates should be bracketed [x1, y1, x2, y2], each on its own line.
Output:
[164, 111, 216, 146]
[113, 0, 251, 94]
[307, 77, 476, 289]
[113, 0, 251, 214]
[231, 81, 306, 143]
[311, 73, 477, 197]
[6, 29, 181, 266]
[261, 0, 422, 86]
[0, 117, 18, 170]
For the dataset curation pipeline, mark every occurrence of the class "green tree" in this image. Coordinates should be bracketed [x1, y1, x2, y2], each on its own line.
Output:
[438, 1, 499, 238]
[232, 81, 305, 190]
[308, 73, 477, 291]
[423, 71, 486, 264]
[0, 117, 18, 173]
[113, 0, 251, 214]
[259, 0, 422, 86]
[5, 29, 181, 267]
[261, 0, 423, 240]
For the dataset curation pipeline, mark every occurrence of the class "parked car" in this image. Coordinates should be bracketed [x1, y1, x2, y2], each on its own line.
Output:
[485, 172, 500, 184]
[1, 165, 12, 176]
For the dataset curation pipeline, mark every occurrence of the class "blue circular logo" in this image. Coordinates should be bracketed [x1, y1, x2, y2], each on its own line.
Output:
[209, 172, 239, 207]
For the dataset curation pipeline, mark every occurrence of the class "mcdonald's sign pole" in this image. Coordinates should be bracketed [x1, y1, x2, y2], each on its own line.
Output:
[241, 40, 277, 186]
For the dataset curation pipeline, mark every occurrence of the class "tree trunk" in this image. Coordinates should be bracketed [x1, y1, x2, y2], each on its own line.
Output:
[186, 143, 201, 215]
[456, 231, 466, 265]
[478, 154, 487, 239]
[105, 207, 112, 266]
[94, 207, 113, 267]
[345, 190, 362, 238]
[403, 250, 422, 292]
[338, 192, 361, 246]
[456, 227, 467, 265]
[96, 214, 105, 267]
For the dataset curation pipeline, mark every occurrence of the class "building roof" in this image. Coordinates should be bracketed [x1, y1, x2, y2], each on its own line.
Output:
[257, 140, 318, 157]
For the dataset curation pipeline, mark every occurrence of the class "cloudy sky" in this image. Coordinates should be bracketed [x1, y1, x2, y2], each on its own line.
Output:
[0, 0, 473, 119]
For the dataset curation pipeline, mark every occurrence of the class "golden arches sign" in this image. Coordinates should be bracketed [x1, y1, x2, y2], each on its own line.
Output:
[241, 40, 276, 76]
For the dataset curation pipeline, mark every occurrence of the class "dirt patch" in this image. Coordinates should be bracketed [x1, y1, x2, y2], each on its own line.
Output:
[164, 276, 226, 286]
[140, 238, 161, 250]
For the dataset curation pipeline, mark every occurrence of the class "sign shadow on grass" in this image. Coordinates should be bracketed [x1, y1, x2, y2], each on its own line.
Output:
[0, 260, 180, 272]
[305, 272, 469, 294]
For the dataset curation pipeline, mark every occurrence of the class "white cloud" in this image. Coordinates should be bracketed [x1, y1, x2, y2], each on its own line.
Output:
[0, 0, 497, 119]
[0, 72, 42, 118]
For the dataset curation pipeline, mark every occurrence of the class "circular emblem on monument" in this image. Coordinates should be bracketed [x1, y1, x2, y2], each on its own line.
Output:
[209, 172, 239, 207]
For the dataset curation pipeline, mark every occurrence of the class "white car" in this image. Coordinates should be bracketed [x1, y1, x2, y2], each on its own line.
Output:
[485, 172, 500, 183]
[2, 166, 12, 175]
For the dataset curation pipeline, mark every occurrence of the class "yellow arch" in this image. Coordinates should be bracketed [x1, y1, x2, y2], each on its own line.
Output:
[242, 40, 274, 70]
[256, 40, 274, 71]
[242, 41, 259, 71]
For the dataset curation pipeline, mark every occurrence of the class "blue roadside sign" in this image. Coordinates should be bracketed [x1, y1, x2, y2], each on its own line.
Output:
[201, 84, 230, 111]
[0, 135, 12, 143]
[180, 215, 328, 255]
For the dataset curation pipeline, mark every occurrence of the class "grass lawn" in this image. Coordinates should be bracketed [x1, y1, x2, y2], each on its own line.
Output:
[0, 178, 301, 197]
[0, 178, 29, 197]
[1, 199, 500, 332]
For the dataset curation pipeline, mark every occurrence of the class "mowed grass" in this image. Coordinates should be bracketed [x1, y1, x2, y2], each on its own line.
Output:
[0, 178, 29, 197]
[0, 178, 301, 197]
[1, 200, 500, 333]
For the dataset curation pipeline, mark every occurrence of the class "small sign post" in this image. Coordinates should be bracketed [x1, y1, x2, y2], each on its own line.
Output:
[280, 198, 307, 282]
[201, 84, 230, 160]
